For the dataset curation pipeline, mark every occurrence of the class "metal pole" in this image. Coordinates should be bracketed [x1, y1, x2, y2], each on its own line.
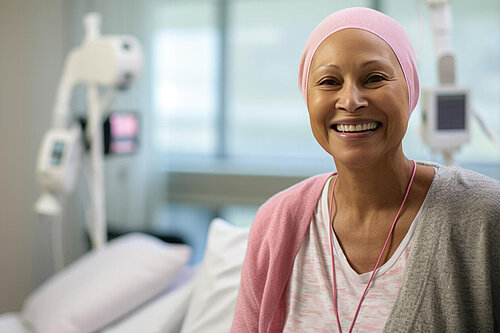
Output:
[215, 0, 228, 158]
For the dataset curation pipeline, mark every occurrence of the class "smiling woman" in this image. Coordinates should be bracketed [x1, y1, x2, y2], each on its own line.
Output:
[232, 7, 500, 333]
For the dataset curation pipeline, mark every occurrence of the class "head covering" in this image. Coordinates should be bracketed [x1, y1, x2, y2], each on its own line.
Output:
[298, 7, 419, 115]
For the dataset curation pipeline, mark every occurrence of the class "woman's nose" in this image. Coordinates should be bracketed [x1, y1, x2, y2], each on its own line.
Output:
[335, 82, 367, 112]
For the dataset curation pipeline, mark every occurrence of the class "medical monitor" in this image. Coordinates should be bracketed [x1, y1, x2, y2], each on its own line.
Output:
[421, 86, 470, 152]
[104, 112, 139, 155]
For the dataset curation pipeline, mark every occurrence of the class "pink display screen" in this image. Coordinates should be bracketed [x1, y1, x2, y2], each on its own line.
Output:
[108, 113, 139, 154]
[110, 114, 139, 138]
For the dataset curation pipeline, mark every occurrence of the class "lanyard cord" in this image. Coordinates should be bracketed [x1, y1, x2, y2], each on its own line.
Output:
[328, 160, 417, 333]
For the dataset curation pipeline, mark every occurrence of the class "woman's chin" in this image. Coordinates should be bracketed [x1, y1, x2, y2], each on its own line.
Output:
[330, 150, 384, 171]
[326, 138, 405, 171]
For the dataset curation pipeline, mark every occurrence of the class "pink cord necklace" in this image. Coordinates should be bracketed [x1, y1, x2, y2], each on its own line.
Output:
[328, 160, 417, 333]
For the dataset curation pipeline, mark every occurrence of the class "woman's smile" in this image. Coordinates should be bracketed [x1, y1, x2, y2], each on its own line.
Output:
[330, 118, 382, 139]
[331, 122, 382, 142]
[334, 122, 380, 133]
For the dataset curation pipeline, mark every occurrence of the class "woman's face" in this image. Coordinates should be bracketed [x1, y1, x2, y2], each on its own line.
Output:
[307, 28, 409, 169]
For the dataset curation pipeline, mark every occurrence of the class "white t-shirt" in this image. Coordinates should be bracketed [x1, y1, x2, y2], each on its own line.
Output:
[283, 177, 421, 332]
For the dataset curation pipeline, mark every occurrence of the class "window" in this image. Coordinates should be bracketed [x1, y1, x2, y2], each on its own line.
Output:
[152, 2, 218, 155]
[152, 0, 499, 172]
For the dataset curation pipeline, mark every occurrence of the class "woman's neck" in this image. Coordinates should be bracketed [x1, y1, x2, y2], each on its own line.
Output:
[332, 153, 414, 217]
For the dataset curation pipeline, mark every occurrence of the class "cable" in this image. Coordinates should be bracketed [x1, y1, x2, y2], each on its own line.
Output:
[77, 159, 91, 244]
[472, 109, 500, 155]
[442, 151, 455, 166]
[50, 212, 65, 272]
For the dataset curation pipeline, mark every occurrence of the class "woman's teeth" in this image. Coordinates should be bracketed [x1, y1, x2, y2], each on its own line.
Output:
[335, 122, 379, 132]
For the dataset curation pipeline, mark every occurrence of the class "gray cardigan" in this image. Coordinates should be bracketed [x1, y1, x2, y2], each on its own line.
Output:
[385, 162, 500, 332]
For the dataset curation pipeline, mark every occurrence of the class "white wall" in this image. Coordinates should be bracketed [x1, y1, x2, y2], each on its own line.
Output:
[0, 0, 87, 312]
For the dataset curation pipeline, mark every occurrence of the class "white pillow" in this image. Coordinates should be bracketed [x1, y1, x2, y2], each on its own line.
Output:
[22, 233, 191, 333]
[180, 218, 250, 333]
[101, 265, 198, 333]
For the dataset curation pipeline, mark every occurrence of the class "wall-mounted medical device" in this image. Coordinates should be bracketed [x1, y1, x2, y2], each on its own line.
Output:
[421, 0, 469, 164]
[35, 126, 82, 216]
[36, 127, 82, 194]
[35, 12, 143, 270]
[79, 111, 140, 155]
[421, 86, 470, 153]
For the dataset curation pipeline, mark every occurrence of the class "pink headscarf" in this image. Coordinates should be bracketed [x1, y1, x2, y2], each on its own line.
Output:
[298, 7, 419, 115]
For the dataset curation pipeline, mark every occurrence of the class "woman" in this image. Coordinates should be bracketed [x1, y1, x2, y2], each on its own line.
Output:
[231, 7, 499, 333]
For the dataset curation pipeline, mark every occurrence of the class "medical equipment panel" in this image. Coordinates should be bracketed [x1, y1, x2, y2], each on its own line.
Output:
[421, 86, 470, 152]
[36, 126, 82, 194]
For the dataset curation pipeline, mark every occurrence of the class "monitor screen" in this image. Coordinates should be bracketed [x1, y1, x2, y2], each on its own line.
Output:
[104, 113, 139, 155]
[437, 94, 466, 130]
[50, 140, 65, 166]
[110, 113, 138, 138]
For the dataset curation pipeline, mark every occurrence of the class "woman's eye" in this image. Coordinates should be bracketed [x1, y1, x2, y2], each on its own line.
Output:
[366, 75, 385, 84]
[319, 79, 338, 86]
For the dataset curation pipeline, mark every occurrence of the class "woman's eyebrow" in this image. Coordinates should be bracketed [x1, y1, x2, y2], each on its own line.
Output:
[310, 64, 340, 76]
[310, 64, 340, 77]
[314, 60, 394, 72]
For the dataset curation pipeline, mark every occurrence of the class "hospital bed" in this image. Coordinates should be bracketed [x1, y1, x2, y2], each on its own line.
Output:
[0, 218, 249, 333]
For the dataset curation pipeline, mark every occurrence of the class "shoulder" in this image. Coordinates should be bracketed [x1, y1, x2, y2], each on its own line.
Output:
[248, 172, 333, 245]
[256, 172, 333, 220]
[419, 161, 500, 239]
[244, 172, 333, 270]
[421, 161, 500, 212]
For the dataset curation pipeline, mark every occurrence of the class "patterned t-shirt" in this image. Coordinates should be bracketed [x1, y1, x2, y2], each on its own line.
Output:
[283, 177, 421, 332]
